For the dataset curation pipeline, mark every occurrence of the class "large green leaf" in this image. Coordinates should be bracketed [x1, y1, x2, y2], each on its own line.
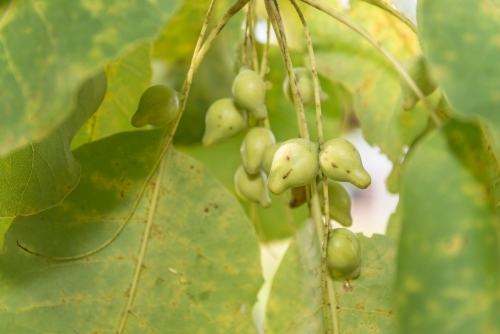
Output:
[396, 120, 500, 333]
[0, 0, 181, 156]
[72, 43, 152, 149]
[308, 1, 427, 162]
[266, 219, 397, 333]
[418, 0, 500, 146]
[0, 72, 106, 218]
[0, 130, 262, 333]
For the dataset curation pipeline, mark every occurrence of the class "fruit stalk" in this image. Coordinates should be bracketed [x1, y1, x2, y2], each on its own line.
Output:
[289, 1, 338, 332]
[264, 0, 309, 140]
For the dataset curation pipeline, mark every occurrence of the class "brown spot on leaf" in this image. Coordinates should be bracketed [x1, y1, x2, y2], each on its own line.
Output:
[204, 208, 209, 213]
[331, 162, 338, 168]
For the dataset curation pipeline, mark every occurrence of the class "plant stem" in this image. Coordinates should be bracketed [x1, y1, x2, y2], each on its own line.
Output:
[259, 18, 271, 78]
[327, 276, 340, 333]
[265, 0, 309, 140]
[248, 0, 260, 72]
[117, 154, 166, 334]
[288, 1, 336, 333]
[193, 0, 251, 73]
[361, 0, 417, 33]
[300, 0, 442, 126]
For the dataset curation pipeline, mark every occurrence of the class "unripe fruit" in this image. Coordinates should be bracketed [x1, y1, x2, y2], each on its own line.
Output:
[326, 228, 361, 279]
[400, 54, 437, 111]
[261, 142, 282, 174]
[234, 165, 272, 208]
[202, 98, 247, 147]
[131, 85, 180, 127]
[283, 67, 328, 107]
[232, 67, 268, 119]
[268, 138, 319, 195]
[318, 180, 352, 227]
[241, 127, 276, 174]
[319, 138, 371, 189]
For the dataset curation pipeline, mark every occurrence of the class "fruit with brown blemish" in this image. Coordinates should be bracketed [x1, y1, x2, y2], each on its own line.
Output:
[282, 67, 329, 107]
[318, 179, 352, 227]
[131, 85, 180, 127]
[234, 165, 272, 208]
[232, 67, 268, 119]
[240, 127, 276, 174]
[268, 138, 319, 195]
[261, 142, 282, 174]
[400, 54, 437, 110]
[326, 228, 361, 279]
[319, 138, 371, 189]
[202, 98, 247, 147]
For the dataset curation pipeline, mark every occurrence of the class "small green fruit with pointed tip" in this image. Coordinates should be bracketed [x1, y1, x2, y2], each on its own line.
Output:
[131, 85, 180, 127]
[268, 138, 319, 195]
[318, 180, 352, 227]
[232, 67, 268, 119]
[283, 67, 328, 107]
[400, 54, 437, 111]
[202, 98, 247, 147]
[326, 228, 361, 279]
[241, 127, 276, 174]
[261, 142, 282, 175]
[319, 138, 371, 189]
[234, 165, 272, 208]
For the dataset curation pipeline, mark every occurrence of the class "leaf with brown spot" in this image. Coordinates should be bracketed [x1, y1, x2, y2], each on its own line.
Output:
[0, 130, 262, 333]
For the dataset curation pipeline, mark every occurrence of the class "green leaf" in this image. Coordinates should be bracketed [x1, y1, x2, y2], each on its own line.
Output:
[72, 43, 152, 149]
[266, 219, 397, 333]
[309, 2, 426, 162]
[0, 0, 181, 156]
[0, 130, 262, 333]
[0, 217, 12, 250]
[418, 0, 500, 146]
[396, 120, 500, 333]
[0, 72, 106, 218]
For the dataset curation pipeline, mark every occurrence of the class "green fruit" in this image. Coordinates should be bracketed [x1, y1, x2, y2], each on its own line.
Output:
[318, 180, 352, 227]
[232, 67, 268, 119]
[241, 127, 276, 174]
[261, 142, 282, 174]
[268, 138, 319, 195]
[326, 228, 361, 279]
[283, 67, 329, 107]
[319, 138, 371, 189]
[234, 165, 272, 208]
[400, 54, 437, 111]
[131, 85, 180, 127]
[202, 98, 247, 147]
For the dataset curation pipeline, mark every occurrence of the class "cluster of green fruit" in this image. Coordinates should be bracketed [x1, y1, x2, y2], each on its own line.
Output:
[130, 66, 369, 280]
[201, 66, 371, 227]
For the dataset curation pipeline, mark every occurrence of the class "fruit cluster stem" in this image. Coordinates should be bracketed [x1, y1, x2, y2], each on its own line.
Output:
[288, 1, 337, 333]
[264, 0, 309, 140]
